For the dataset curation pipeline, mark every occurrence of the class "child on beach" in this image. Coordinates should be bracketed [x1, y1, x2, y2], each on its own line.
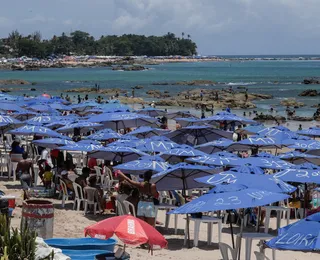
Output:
[43, 165, 53, 189]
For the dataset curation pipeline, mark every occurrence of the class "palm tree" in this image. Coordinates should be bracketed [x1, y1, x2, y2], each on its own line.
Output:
[187, 34, 191, 39]
[182, 32, 185, 39]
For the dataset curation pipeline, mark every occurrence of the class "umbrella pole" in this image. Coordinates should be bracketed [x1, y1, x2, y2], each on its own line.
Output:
[230, 219, 235, 249]
[237, 210, 244, 260]
[304, 182, 308, 218]
[256, 206, 261, 232]
[182, 175, 191, 248]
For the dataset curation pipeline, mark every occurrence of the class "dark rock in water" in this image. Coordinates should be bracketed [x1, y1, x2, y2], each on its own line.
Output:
[152, 82, 169, 85]
[152, 80, 216, 86]
[311, 104, 320, 108]
[112, 65, 147, 71]
[290, 116, 313, 121]
[146, 90, 161, 96]
[0, 79, 30, 85]
[11, 64, 24, 71]
[30, 88, 36, 91]
[253, 114, 286, 122]
[303, 78, 320, 84]
[299, 89, 319, 96]
[155, 100, 178, 106]
[280, 99, 304, 107]
[0, 89, 11, 93]
[134, 85, 143, 89]
[164, 91, 169, 94]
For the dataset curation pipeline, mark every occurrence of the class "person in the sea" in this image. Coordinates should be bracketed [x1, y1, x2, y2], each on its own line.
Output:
[226, 105, 231, 113]
[85, 94, 88, 100]
[116, 170, 158, 226]
[200, 89, 204, 101]
[298, 124, 302, 131]
[77, 95, 81, 104]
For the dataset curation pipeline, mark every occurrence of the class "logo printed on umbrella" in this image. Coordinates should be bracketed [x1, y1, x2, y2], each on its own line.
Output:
[127, 219, 135, 235]
[247, 191, 273, 199]
[275, 233, 316, 247]
[0, 116, 14, 123]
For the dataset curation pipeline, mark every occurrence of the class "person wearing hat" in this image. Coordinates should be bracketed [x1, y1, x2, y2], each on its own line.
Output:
[11, 137, 24, 154]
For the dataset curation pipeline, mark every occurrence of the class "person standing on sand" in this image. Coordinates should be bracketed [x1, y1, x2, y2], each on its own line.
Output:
[116, 170, 158, 226]
[78, 95, 81, 104]
[132, 88, 135, 98]
[200, 89, 204, 101]
[226, 105, 231, 113]
[16, 152, 34, 200]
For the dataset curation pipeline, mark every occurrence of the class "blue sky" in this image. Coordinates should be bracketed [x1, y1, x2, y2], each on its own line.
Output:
[1, 0, 320, 55]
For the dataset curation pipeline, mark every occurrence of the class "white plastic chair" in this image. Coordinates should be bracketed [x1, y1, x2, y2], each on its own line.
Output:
[219, 242, 237, 260]
[84, 186, 101, 215]
[94, 166, 102, 184]
[72, 182, 85, 211]
[254, 251, 271, 260]
[115, 197, 126, 216]
[59, 180, 69, 208]
[123, 200, 136, 217]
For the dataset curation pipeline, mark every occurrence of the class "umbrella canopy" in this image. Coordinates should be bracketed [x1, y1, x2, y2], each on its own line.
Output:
[0, 102, 23, 112]
[77, 139, 101, 145]
[28, 104, 60, 114]
[175, 117, 204, 127]
[136, 107, 166, 117]
[84, 215, 167, 248]
[297, 127, 320, 138]
[195, 171, 296, 193]
[136, 136, 179, 153]
[274, 168, 320, 184]
[109, 136, 144, 149]
[257, 127, 298, 140]
[279, 151, 320, 165]
[49, 103, 72, 111]
[9, 125, 64, 138]
[71, 101, 98, 112]
[165, 125, 233, 146]
[288, 139, 320, 151]
[126, 126, 169, 139]
[25, 115, 74, 126]
[195, 138, 233, 154]
[151, 163, 216, 191]
[230, 156, 294, 169]
[202, 112, 256, 126]
[88, 146, 147, 162]
[295, 163, 320, 170]
[236, 124, 266, 135]
[86, 129, 122, 141]
[114, 155, 169, 175]
[32, 138, 75, 149]
[230, 166, 264, 175]
[186, 153, 242, 167]
[0, 115, 23, 133]
[159, 145, 206, 163]
[168, 185, 289, 214]
[11, 111, 37, 121]
[57, 122, 103, 134]
[166, 111, 194, 120]
[228, 136, 281, 151]
[59, 143, 103, 152]
[88, 112, 158, 131]
[266, 212, 320, 251]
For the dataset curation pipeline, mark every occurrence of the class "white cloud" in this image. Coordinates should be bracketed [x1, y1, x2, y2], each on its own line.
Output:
[2, 0, 320, 54]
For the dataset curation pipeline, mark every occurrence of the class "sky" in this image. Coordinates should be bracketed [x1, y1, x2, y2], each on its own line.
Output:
[1, 0, 320, 55]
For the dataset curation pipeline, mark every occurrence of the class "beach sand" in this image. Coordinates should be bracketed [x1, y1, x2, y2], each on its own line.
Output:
[1, 180, 318, 260]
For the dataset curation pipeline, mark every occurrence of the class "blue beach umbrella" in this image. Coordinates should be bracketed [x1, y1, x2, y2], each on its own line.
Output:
[77, 139, 101, 145]
[32, 138, 75, 149]
[288, 139, 320, 150]
[86, 129, 122, 141]
[274, 168, 320, 184]
[186, 153, 242, 167]
[151, 163, 216, 191]
[9, 125, 65, 138]
[228, 136, 281, 151]
[230, 166, 264, 175]
[202, 111, 256, 126]
[257, 127, 298, 140]
[126, 126, 169, 139]
[167, 185, 290, 214]
[71, 101, 98, 112]
[59, 143, 103, 152]
[295, 163, 320, 170]
[165, 125, 233, 146]
[136, 107, 166, 117]
[231, 156, 294, 169]
[195, 171, 296, 193]
[266, 212, 320, 251]
[297, 127, 320, 138]
[236, 124, 266, 135]
[278, 151, 320, 165]
[88, 146, 147, 163]
[0, 102, 23, 112]
[49, 103, 72, 111]
[159, 145, 207, 163]
[88, 112, 158, 131]
[28, 104, 60, 114]
[175, 117, 204, 127]
[25, 115, 73, 126]
[0, 115, 23, 134]
[56, 122, 103, 134]
[166, 111, 194, 120]
[136, 136, 179, 153]
[11, 111, 37, 121]
[114, 155, 170, 175]
[108, 135, 144, 148]
[195, 138, 233, 154]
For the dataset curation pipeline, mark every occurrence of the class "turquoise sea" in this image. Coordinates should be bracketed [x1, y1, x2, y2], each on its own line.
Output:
[1, 60, 320, 117]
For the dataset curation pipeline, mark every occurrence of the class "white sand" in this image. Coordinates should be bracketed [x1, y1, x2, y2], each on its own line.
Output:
[1, 180, 319, 260]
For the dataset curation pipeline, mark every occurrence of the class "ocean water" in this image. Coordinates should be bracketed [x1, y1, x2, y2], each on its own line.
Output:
[1, 60, 320, 117]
